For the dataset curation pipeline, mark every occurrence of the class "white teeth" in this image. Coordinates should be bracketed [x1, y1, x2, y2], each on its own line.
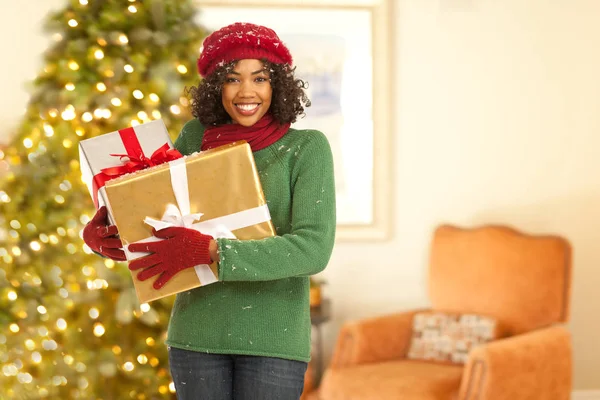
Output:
[236, 104, 258, 111]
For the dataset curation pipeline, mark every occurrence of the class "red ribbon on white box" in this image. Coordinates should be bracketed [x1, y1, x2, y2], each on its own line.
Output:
[92, 127, 182, 208]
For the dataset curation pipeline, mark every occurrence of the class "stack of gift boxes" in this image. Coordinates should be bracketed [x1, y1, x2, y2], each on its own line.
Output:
[78, 119, 276, 303]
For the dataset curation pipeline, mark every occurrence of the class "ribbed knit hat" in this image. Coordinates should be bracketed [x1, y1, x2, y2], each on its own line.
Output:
[197, 22, 293, 78]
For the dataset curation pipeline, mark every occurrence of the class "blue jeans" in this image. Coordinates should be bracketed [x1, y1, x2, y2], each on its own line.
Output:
[168, 346, 308, 400]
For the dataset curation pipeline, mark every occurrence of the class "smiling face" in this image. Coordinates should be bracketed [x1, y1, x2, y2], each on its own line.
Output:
[221, 59, 273, 127]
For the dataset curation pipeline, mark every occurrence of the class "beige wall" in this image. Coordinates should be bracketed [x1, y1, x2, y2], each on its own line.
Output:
[2, 0, 599, 391]
[325, 0, 600, 391]
[0, 0, 65, 138]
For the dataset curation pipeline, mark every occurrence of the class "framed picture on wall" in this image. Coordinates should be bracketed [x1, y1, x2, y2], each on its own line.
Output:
[194, 0, 393, 241]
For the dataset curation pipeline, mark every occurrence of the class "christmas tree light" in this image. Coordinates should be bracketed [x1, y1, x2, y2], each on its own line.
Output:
[0, 0, 208, 398]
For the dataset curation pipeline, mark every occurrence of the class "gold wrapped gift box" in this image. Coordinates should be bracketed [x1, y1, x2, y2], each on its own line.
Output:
[104, 141, 276, 303]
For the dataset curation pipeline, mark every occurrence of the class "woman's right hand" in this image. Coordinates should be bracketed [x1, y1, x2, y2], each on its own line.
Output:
[83, 206, 126, 261]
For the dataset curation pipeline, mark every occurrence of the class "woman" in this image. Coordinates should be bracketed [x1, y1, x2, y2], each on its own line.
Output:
[83, 22, 336, 399]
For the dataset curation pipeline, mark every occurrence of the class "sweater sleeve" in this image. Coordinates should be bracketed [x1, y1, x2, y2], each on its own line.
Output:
[216, 131, 336, 282]
[174, 119, 204, 155]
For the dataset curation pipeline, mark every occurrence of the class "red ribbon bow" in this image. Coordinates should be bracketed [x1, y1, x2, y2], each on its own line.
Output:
[100, 143, 182, 177]
[92, 126, 182, 208]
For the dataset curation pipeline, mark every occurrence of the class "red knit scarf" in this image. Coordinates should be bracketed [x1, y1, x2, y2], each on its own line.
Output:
[201, 114, 291, 152]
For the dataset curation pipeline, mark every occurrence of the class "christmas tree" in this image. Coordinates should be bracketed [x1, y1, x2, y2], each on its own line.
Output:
[0, 0, 208, 398]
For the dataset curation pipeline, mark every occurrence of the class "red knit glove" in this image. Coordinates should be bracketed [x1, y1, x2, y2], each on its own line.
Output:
[127, 227, 213, 290]
[82, 206, 126, 261]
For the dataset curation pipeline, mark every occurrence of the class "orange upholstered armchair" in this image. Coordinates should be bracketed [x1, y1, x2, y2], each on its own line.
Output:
[318, 224, 572, 400]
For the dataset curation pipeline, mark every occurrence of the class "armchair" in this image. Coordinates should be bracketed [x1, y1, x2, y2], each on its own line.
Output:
[318, 224, 572, 400]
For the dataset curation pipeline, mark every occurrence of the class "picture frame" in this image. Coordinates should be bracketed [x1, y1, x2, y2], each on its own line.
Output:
[194, 0, 393, 241]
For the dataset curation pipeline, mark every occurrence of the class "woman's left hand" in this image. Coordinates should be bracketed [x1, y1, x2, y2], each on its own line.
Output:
[128, 227, 214, 290]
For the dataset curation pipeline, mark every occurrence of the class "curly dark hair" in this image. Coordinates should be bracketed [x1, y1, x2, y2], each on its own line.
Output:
[186, 60, 311, 126]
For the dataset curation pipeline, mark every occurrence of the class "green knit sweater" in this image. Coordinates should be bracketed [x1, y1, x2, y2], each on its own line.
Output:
[164, 119, 336, 362]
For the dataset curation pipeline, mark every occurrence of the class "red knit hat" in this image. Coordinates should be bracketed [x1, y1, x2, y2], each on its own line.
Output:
[197, 22, 293, 78]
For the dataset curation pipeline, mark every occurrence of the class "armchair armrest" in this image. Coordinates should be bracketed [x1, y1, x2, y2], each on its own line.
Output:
[328, 309, 427, 368]
[458, 325, 572, 400]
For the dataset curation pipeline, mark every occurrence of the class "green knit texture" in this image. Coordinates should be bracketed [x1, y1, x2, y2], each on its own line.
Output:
[165, 119, 336, 361]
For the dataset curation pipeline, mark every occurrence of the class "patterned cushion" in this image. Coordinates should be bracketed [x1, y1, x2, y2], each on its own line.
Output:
[407, 312, 504, 364]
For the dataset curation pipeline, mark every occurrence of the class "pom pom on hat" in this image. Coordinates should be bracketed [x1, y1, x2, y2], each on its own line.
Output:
[197, 22, 293, 78]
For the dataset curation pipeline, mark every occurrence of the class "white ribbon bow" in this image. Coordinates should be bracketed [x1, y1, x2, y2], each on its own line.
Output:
[144, 203, 203, 230]
[144, 158, 202, 231]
